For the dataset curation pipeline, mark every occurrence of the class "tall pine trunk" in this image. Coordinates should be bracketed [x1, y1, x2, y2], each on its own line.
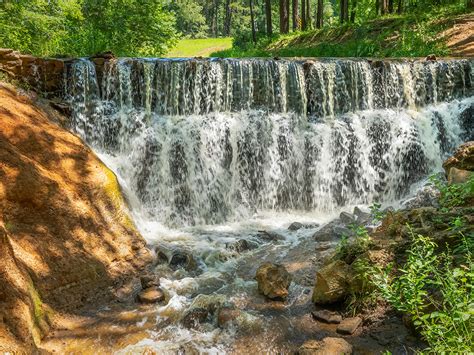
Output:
[250, 0, 257, 43]
[316, 0, 323, 28]
[301, 0, 307, 29]
[265, 0, 273, 36]
[292, 0, 299, 31]
[280, 0, 290, 33]
[224, 0, 232, 36]
[305, 0, 311, 29]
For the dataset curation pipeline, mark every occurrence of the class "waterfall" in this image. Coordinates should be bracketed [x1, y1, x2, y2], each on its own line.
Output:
[65, 58, 474, 226]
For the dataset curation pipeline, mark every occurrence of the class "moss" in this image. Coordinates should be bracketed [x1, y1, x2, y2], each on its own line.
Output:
[27, 282, 54, 343]
[99, 161, 137, 231]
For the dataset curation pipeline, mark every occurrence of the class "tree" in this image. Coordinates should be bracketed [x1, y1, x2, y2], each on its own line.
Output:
[249, 0, 257, 43]
[172, 0, 208, 38]
[292, 0, 299, 31]
[316, 0, 324, 28]
[265, 0, 273, 35]
[280, 0, 290, 33]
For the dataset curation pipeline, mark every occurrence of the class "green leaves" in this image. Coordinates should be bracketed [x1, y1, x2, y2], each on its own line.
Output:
[0, 0, 178, 57]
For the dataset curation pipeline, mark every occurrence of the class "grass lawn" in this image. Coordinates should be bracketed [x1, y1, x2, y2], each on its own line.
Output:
[166, 37, 232, 58]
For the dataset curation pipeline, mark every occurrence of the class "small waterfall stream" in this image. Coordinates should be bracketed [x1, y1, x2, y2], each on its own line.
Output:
[66, 57, 473, 352]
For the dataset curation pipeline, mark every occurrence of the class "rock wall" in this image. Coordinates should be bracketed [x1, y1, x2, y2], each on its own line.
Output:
[0, 49, 66, 97]
[0, 83, 152, 352]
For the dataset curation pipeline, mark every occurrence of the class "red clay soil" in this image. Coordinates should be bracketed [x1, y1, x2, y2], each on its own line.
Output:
[0, 83, 152, 352]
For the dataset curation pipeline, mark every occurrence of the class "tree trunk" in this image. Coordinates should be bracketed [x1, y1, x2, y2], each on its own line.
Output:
[350, 0, 357, 22]
[381, 0, 388, 14]
[305, 0, 311, 29]
[397, 0, 403, 13]
[280, 0, 290, 34]
[301, 0, 307, 30]
[468, 0, 474, 9]
[250, 0, 257, 43]
[292, 0, 299, 31]
[375, 0, 380, 15]
[388, 0, 394, 13]
[224, 0, 232, 35]
[316, 0, 323, 28]
[265, 0, 273, 36]
[340, 0, 345, 23]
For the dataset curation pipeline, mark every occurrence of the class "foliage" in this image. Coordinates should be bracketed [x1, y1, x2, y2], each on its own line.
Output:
[212, 4, 467, 57]
[369, 231, 474, 353]
[0, 0, 178, 57]
[430, 173, 474, 210]
[171, 0, 208, 39]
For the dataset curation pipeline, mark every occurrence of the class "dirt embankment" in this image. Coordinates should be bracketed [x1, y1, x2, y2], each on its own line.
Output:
[0, 83, 152, 352]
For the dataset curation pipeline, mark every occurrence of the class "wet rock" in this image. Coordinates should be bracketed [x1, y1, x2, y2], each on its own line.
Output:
[255, 262, 292, 300]
[289, 222, 304, 231]
[443, 141, 474, 173]
[140, 275, 159, 289]
[311, 310, 342, 324]
[170, 250, 198, 271]
[402, 184, 440, 209]
[298, 337, 352, 355]
[353, 206, 371, 224]
[137, 287, 165, 304]
[180, 307, 209, 329]
[337, 317, 362, 335]
[312, 260, 354, 304]
[227, 239, 257, 253]
[447, 167, 473, 185]
[340, 212, 356, 225]
[257, 230, 285, 242]
[332, 226, 354, 238]
[426, 54, 437, 61]
[217, 306, 242, 328]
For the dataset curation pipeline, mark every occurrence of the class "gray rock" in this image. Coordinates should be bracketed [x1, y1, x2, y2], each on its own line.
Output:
[340, 212, 356, 225]
[311, 310, 342, 324]
[353, 206, 371, 224]
[227, 239, 257, 253]
[170, 250, 198, 271]
[332, 226, 354, 238]
[289, 222, 304, 231]
[337, 317, 362, 335]
[257, 230, 285, 242]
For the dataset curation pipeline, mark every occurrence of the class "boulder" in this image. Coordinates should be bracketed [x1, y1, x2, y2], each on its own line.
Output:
[257, 230, 285, 242]
[353, 207, 371, 224]
[336, 317, 362, 335]
[140, 275, 159, 289]
[340, 212, 356, 225]
[137, 287, 165, 304]
[312, 260, 354, 304]
[227, 239, 256, 253]
[289, 222, 304, 231]
[447, 167, 473, 185]
[311, 310, 342, 324]
[298, 337, 352, 355]
[217, 307, 242, 328]
[255, 262, 292, 300]
[443, 141, 474, 174]
[169, 250, 198, 271]
[180, 308, 209, 329]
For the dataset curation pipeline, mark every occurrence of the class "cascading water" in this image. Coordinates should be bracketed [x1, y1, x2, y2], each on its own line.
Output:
[66, 58, 473, 226]
[65, 57, 473, 352]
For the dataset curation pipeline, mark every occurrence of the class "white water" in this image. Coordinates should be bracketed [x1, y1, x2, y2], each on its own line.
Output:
[65, 57, 473, 352]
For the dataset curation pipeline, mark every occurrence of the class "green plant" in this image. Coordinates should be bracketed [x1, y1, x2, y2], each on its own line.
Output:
[429, 174, 474, 210]
[368, 231, 473, 353]
[370, 202, 386, 223]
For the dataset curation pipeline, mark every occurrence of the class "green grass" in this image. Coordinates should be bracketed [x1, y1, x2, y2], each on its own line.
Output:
[212, 6, 470, 58]
[166, 37, 232, 58]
